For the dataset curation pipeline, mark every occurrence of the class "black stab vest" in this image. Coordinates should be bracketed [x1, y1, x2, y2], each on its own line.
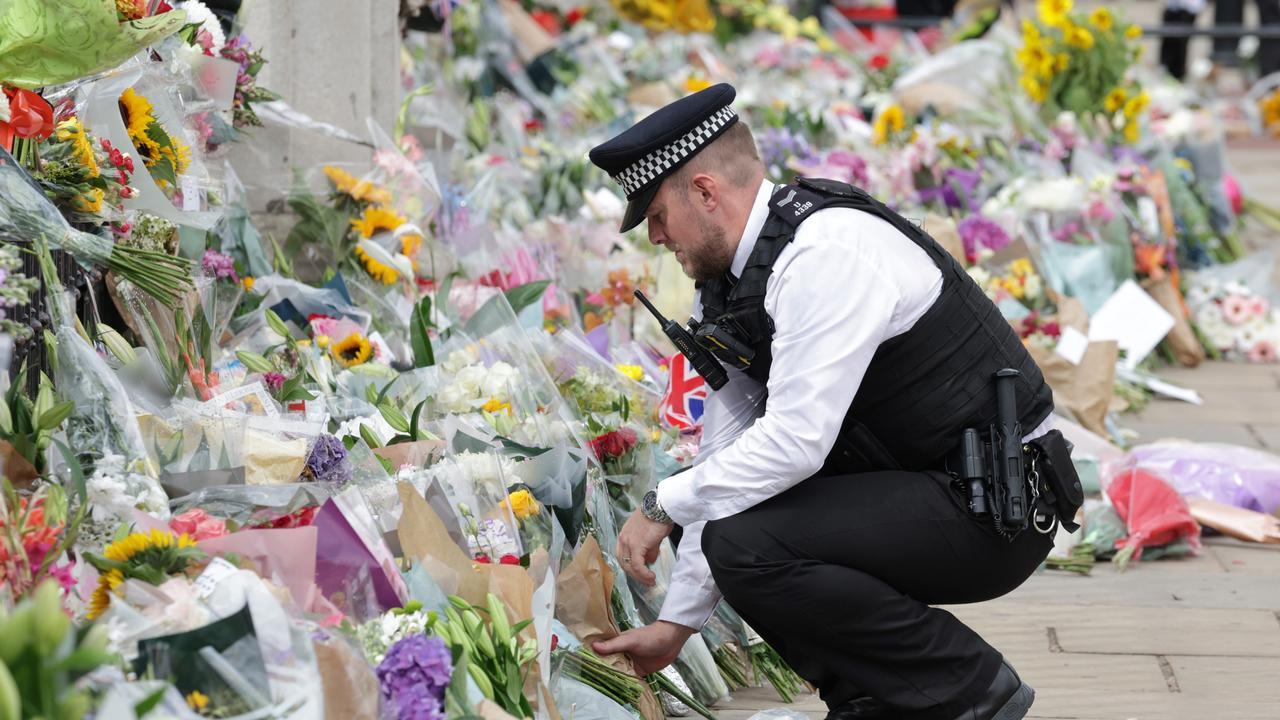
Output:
[699, 178, 1054, 474]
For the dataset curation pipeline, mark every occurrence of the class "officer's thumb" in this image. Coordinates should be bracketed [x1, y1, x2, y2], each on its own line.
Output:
[592, 632, 633, 657]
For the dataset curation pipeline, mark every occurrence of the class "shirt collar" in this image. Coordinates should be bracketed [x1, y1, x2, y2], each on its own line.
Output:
[730, 178, 776, 279]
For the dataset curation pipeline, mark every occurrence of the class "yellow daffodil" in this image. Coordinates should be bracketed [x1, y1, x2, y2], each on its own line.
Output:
[1036, 0, 1072, 27]
[1089, 7, 1113, 31]
[1104, 87, 1129, 113]
[331, 333, 372, 368]
[872, 104, 906, 145]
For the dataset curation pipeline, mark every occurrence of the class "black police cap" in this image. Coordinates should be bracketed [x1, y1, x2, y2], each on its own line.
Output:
[589, 83, 739, 232]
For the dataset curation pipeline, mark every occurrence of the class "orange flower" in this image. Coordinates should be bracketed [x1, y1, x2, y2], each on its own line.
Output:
[600, 269, 636, 307]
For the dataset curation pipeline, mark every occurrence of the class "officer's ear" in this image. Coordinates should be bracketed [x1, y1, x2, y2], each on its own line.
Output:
[689, 173, 719, 213]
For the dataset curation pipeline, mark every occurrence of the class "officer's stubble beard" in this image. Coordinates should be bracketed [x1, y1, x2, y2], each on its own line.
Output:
[677, 192, 734, 283]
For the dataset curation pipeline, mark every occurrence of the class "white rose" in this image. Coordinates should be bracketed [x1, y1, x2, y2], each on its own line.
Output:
[454, 365, 487, 397]
[482, 361, 519, 400]
[438, 382, 474, 414]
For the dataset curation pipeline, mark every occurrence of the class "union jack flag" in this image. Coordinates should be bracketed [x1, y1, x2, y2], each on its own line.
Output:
[661, 353, 708, 431]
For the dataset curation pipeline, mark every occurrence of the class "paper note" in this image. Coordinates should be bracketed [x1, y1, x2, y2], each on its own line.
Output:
[1087, 280, 1175, 369]
[1055, 326, 1090, 365]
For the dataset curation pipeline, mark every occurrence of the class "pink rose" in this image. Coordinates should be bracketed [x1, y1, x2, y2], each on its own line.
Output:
[1249, 297, 1270, 317]
[170, 509, 229, 541]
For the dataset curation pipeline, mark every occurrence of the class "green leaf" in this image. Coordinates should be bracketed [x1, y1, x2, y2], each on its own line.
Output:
[359, 423, 383, 450]
[52, 439, 87, 500]
[37, 401, 74, 432]
[134, 688, 168, 717]
[409, 400, 424, 441]
[410, 296, 436, 368]
[374, 376, 400, 406]
[503, 280, 551, 315]
[236, 350, 275, 374]
[379, 402, 410, 434]
[265, 309, 291, 340]
[51, 646, 117, 673]
[0, 396, 12, 434]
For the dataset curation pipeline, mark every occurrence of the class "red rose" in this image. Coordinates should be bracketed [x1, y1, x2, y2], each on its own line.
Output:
[589, 427, 639, 460]
[499, 554, 521, 565]
[869, 54, 890, 71]
[551, 634, 560, 651]
[566, 8, 585, 25]
[475, 555, 492, 564]
[530, 10, 559, 35]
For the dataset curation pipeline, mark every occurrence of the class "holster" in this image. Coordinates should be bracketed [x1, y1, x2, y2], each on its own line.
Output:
[1026, 429, 1084, 532]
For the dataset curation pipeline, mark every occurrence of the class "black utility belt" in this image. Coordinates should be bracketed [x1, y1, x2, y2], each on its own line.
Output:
[945, 427, 1084, 540]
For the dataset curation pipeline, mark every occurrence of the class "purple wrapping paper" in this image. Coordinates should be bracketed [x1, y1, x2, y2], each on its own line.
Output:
[1121, 442, 1280, 515]
[313, 499, 404, 618]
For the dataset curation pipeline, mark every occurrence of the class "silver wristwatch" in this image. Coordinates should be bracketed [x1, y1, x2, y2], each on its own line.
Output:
[641, 489, 673, 525]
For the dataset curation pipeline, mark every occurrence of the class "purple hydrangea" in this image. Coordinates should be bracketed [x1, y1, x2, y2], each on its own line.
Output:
[957, 215, 1012, 263]
[302, 433, 352, 484]
[201, 249, 239, 282]
[757, 127, 816, 171]
[376, 635, 452, 720]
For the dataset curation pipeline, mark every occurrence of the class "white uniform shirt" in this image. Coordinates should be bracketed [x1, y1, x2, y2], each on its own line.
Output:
[655, 179, 1048, 629]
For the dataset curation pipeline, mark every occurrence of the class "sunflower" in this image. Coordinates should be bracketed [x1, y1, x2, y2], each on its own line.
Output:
[872, 104, 906, 145]
[1021, 19, 1041, 43]
[1123, 91, 1150, 118]
[87, 568, 124, 619]
[1104, 87, 1129, 114]
[1123, 120, 1140, 144]
[400, 232, 423, 258]
[351, 205, 407, 238]
[56, 119, 100, 179]
[1088, 7, 1113, 31]
[684, 76, 711, 94]
[331, 333, 372, 368]
[354, 245, 400, 284]
[1066, 26, 1095, 50]
[1054, 53, 1070, 73]
[1036, 0, 1071, 27]
[1124, 24, 1142, 40]
[323, 165, 393, 205]
[1020, 75, 1048, 103]
[119, 88, 156, 140]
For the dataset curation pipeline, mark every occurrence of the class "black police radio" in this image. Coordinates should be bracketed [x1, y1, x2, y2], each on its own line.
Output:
[634, 290, 730, 390]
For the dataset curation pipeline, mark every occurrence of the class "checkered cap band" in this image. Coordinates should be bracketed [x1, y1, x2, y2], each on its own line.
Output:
[612, 106, 737, 197]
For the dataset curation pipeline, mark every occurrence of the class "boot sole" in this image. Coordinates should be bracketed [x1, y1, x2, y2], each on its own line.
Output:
[991, 681, 1035, 720]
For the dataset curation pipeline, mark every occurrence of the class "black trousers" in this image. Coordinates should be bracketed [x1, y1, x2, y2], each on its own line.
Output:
[1162, 8, 1199, 80]
[1214, 0, 1280, 76]
[701, 470, 1053, 720]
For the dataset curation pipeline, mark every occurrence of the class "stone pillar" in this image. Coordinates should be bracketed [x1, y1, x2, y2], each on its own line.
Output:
[228, 0, 401, 213]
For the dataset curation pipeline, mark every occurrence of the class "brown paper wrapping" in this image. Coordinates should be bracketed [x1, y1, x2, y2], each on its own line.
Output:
[1142, 276, 1206, 368]
[315, 637, 381, 719]
[924, 213, 965, 265]
[396, 483, 559, 718]
[373, 439, 445, 471]
[0, 440, 38, 488]
[1187, 497, 1280, 544]
[497, 0, 553, 63]
[627, 82, 678, 111]
[1030, 340, 1118, 437]
[555, 537, 665, 720]
[244, 429, 308, 485]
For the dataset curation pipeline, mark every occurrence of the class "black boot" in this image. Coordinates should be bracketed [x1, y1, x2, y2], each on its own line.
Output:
[948, 661, 1034, 720]
[826, 696, 895, 720]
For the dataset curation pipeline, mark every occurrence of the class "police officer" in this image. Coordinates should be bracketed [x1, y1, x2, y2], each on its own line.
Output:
[587, 84, 1082, 720]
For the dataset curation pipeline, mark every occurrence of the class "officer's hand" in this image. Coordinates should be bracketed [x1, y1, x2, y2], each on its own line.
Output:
[593, 621, 694, 676]
[615, 509, 672, 586]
